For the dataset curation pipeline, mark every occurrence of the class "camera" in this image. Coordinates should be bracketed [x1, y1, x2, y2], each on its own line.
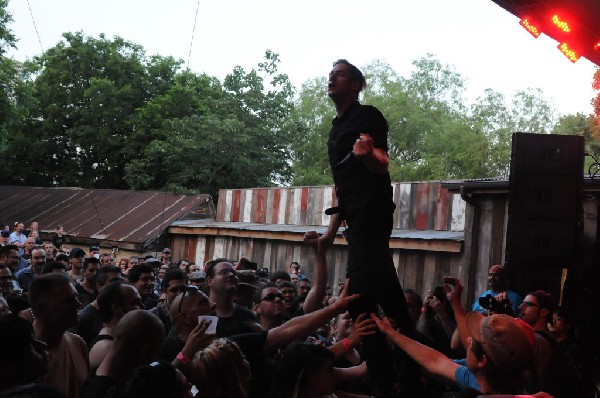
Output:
[433, 285, 447, 301]
[255, 267, 269, 278]
[478, 294, 514, 315]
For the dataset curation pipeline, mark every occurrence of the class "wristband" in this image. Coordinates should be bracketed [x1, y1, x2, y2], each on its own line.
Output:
[176, 352, 191, 365]
[341, 338, 352, 351]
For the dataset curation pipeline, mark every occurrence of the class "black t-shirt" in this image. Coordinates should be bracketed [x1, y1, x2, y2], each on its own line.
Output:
[72, 303, 103, 347]
[328, 102, 394, 217]
[80, 374, 120, 398]
[159, 326, 184, 362]
[52, 233, 64, 249]
[215, 304, 259, 337]
[229, 332, 270, 398]
[75, 283, 97, 309]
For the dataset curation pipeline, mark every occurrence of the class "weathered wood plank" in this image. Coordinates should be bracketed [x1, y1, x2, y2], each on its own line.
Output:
[300, 187, 309, 226]
[231, 190, 241, 222]
[321, 186, 334, 227]
[415, 183, 431, 230]
[434, 184, 450, 231]
[255, 189, 267, 224]
[398, 183, 412, 230]
[450, 194, 466, 232]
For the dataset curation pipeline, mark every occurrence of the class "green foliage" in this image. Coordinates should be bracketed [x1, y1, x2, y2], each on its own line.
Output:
[1, 0, 592, 195]
[289, 55, 561, 183]
[287, 77, 334, 186]
[0, 0, 18, 151]
[125, 50, 294, 196]
[1, 25, 294, 194]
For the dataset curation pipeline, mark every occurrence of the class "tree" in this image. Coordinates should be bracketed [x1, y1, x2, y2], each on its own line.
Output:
[287, 77, 333, 186]
[0, 32, 182, 188]
[126, 50, 294, 196]
[553, 112, 600, 172]
[0, 0, 19, 153]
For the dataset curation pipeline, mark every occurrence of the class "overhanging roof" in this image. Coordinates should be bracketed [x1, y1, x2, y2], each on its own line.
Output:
[170, 220, 464, 253]
[0, 186, 214, 249]
[490, 0, 600, 66]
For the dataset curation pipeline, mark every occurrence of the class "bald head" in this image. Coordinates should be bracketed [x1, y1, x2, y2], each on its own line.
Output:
[105, 310, 165, 380]
[113, 310, 165, 351]
[170, 287, 215, 331]
[488, 265, 508, 292]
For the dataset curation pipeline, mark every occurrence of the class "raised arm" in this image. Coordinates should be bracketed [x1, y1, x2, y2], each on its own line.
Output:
[264, 280, 358, 352]
[328, 312, 376, 360]
[444, 276, 469, 352]
[370, 313, 459, 383]
[302, 231, 328, 315]
[318, 213, 342, 253]
[353, 133, 389, 174]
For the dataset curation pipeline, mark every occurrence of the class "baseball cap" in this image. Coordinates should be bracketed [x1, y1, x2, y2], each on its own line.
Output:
[237, 270, 263, 290]
[466, 312, 534, 370]
[144, 257, 161, 266]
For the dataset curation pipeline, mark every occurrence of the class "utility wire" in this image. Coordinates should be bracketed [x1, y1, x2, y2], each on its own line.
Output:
[26, 0, 44, 53]
[187, 0, 201, 69]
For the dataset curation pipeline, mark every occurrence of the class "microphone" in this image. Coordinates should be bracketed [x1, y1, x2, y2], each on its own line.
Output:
[334, 151, 355, 169]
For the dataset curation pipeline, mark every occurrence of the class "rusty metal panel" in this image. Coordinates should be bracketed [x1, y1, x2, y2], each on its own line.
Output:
[434, 183, 450, 231]
[415, 183, 431, 230]
[231, 190, 241, 222]
[255, 189, 267, 224]
[0, 186, 212, 247]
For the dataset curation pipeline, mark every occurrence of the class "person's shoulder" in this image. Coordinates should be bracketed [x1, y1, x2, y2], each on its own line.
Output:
[65, 331, 87, 347]
[356, 103, 384, 117]
[234, 304, 258, 319]
[74, 282, 88, 293]
[79, 303, 100, 317]
[454, 364, 478, 389]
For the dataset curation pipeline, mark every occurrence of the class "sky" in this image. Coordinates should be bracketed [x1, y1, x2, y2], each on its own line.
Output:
[5, 0, 599, 117]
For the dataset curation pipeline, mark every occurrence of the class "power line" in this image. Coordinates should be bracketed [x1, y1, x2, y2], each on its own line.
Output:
[187, 0, 200, 69]
[25, 0, 44, 53]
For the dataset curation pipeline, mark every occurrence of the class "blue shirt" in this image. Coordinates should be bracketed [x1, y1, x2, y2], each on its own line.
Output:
[453, 363, 480, 390]
[471, 289, 522, 315]
[15, 267, 35, 292]
[8, 232, 26, 254]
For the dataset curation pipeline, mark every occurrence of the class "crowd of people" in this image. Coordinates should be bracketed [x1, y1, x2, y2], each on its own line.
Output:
[0, 220, 595, 398]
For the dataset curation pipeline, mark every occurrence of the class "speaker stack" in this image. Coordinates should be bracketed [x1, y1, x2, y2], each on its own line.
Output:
[505, 133, 584, 299]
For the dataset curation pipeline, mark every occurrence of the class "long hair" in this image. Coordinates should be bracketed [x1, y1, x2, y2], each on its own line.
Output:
[269, 342, 335, 398]
[189, 338, 251, 398]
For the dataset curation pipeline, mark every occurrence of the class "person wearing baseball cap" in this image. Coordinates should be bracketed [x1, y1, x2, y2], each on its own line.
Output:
[371, 307, 537, 395]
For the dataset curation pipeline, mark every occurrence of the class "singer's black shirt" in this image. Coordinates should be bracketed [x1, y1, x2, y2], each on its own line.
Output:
[327, 101, 394, 218]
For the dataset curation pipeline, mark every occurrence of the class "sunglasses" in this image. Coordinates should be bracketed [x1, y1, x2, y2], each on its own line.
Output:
[0, 275, 13, 280]
[178, 285, 200, 313]
[261, 292, 284, 302]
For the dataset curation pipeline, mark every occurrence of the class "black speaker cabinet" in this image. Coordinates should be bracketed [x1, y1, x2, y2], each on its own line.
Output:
[506, 133, 584, 274]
